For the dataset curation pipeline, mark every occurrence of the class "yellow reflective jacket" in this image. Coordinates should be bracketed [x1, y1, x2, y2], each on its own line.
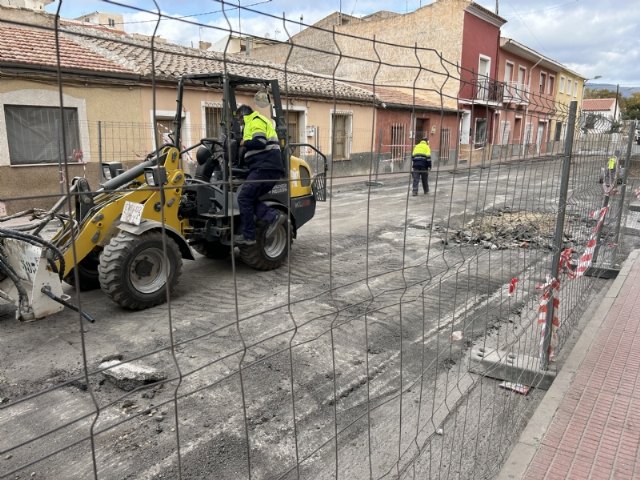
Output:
[412, 140, 431, 169]
[242, 111, 283, 171]
[412, 140, 431, 158]
[607, 156, 617, 170]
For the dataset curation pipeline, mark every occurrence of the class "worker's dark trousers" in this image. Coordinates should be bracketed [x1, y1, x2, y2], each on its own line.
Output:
[412, 169, 429, 194]
[237, 169, 282, 240]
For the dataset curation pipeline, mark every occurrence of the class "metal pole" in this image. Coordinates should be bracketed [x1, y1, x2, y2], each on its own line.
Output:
[365, 128, 384, 187]
[590, 194, 610, 265]
[98, 121, 103, 182]
[613, 84, 619, 126]
[374, 127, 383, 182]
[612, 120, 637, 253]
[541, 100, 577, 370]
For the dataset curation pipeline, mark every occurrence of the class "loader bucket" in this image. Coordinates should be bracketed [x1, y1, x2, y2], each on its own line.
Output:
[0, 238, 65, 321]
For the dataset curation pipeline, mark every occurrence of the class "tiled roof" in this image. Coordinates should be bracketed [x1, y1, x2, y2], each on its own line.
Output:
[0, 25, 131, 74]
[0, 23, 373, 102]
[357, 85, 458, 112]
[582, 98, 616, 111]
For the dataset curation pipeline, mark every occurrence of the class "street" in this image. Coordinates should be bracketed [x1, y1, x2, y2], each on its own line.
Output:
[0, 154, 624, 479]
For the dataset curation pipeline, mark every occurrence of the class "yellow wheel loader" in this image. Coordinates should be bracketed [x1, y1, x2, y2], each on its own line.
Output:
[0, 73, 327, 320]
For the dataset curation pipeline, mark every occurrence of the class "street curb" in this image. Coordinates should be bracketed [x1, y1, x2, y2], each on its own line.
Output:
[496, 249, 640, 480]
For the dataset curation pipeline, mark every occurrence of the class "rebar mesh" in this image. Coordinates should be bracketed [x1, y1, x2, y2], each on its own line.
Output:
[1, 2, 639, 479]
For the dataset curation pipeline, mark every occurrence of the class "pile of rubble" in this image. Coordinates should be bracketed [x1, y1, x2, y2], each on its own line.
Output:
[447, 209, 573, 250]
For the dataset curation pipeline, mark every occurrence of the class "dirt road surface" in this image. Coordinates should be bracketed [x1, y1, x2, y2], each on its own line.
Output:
[0, 156, 625, 479]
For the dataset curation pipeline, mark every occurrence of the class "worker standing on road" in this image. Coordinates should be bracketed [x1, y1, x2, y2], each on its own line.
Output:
[606, 150, 619, 185]
[411, 137, 431, 196]
[234, 104, 286, 245]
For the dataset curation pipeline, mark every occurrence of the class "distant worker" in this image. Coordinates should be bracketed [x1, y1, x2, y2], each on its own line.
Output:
[411, 137, 432, 196]
[233, 104, 286, 245]
[606, 150, 619, 185]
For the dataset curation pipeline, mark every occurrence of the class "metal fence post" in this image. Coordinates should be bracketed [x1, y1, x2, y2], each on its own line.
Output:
[365, 128, 384, 187]
[541, 100, 577, 370]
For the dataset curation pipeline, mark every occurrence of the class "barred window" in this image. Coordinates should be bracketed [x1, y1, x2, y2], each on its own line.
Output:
[205, 106, 223, 138]
[5, 105, 80, 166]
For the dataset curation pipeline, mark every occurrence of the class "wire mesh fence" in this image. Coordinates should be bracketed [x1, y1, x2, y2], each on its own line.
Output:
[1, 1, 639, 479]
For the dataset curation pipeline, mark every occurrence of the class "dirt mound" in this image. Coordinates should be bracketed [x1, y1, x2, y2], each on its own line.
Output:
[449, 210, 572, 250]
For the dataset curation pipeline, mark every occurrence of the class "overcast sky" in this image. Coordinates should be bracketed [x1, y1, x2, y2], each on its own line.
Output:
[50, 0, 640, 87]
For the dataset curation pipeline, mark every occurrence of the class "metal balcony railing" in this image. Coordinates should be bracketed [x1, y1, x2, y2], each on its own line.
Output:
[503, 81, 530, 104]
[473, 76, 503, 103]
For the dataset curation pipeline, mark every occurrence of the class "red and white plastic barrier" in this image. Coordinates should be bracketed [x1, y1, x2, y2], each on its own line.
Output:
[575, 206, 609, 277]
[535, 206, 610, 360]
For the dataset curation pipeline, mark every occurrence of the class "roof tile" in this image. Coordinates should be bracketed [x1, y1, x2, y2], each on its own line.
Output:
[0, 25, 131, 74]
[582, 98, 616, 111]
[62, 25, 374, 101]
[0, 23, 380, 102]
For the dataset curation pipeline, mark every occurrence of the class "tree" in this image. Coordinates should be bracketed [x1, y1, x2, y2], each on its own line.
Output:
[584, 88, 618, 99]
[623, 92, 640, 120]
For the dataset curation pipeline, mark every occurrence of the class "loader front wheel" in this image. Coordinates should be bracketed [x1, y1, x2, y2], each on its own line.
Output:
[99, 231, 182, 310]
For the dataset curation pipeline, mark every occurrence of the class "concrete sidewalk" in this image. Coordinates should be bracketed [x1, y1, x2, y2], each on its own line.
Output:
[499, 249, 640, 479]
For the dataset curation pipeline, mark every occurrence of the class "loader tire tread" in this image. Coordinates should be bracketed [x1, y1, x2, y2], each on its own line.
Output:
[239, 218, 290, 271]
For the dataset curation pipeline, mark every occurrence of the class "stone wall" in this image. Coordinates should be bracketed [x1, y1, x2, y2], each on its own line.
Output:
[250, 0, 469, 111]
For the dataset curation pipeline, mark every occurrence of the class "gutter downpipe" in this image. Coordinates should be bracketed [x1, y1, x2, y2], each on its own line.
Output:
[523, 54, 543, 157]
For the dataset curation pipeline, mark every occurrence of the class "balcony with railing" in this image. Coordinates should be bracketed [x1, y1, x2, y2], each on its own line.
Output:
[473, 76, 503, 104]
[503, 81, 530, 105]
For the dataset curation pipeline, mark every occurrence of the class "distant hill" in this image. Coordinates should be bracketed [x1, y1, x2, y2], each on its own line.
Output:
[588, 83, 640, 98]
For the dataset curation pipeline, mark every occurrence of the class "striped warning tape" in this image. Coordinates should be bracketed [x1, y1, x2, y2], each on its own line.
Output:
[537, 275, 560, 361]
[535, 207, 610, 360]
[575, 206, 609, 277]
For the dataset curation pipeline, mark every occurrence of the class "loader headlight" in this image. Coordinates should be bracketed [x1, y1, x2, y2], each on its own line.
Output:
[101, 162, 124, 181]
[144, 169, 155, 186]
[144, 166, 167, 187]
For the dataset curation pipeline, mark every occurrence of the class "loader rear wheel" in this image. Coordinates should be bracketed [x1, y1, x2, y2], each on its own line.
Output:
[63, 251, 101, 291]
[99, 231, 182, 310]
[239, 216, 290, 271]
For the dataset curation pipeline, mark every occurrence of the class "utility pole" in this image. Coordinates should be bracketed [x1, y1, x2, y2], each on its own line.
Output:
[613, 84, 620, 126]
[496, 0, 499, 15]
[237, 0, 241, 35]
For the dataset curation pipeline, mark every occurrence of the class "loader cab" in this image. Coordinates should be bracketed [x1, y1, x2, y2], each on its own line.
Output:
[175, 73, 324, 244]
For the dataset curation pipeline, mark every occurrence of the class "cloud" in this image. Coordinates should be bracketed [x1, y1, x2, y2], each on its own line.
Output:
[483, 0, 640, 84]
[118, 0, 640, 86]
[122, 5, 331, 47]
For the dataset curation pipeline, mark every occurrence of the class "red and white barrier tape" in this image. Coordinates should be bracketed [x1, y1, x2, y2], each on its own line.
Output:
[534, 205, 609, 360]
[575, 206, 609, 277]
[537, 276, 560, 361]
